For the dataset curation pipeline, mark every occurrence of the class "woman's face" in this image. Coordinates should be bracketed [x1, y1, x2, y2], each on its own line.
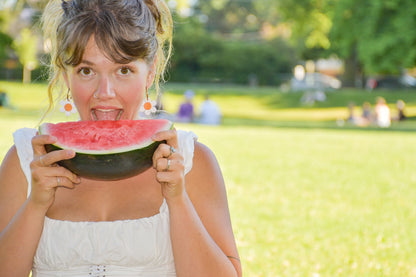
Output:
[64, 37, 154, 121]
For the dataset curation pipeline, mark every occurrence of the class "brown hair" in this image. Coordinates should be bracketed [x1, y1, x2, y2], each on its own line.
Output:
[41, 0, 173, 120]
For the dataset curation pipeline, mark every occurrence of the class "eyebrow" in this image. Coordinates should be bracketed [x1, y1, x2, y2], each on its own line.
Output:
[79, 59, 94, 66]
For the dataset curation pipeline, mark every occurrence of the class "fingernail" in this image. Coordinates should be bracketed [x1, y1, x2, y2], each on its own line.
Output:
[67, 150, 75, 156]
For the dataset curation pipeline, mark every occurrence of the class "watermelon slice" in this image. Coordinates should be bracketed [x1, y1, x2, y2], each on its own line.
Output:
[39, 119, 173, 180]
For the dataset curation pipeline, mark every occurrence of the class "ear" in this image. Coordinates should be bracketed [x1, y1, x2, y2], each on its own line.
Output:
[146, 57, 158, 88]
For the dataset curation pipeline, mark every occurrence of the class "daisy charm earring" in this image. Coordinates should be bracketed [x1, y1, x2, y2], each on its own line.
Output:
[140, 87, 156, 116]
[60, 89, 77, 116]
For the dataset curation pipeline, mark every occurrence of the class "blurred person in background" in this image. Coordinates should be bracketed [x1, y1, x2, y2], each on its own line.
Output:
[394, 99, 406, 121]
[175, 89, 195, 123]
[198, 94, 222, 125]
[375, 97, 391, 127]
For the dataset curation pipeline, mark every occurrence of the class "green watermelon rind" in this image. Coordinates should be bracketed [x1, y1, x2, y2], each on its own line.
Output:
[40, 120, 173, 181]
[44, 142, 162, 180]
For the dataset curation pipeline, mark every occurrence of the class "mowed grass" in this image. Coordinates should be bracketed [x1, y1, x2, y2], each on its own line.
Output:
[188, 125, 416, 277]
[1, 81, 416, 276]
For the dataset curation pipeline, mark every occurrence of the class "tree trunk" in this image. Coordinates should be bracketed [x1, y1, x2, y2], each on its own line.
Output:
[342, 45, 364, 88]
[23, 65, 31, 84]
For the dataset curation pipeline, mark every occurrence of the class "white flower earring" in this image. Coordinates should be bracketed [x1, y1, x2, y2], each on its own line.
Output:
[140, 87, 156, 116]
[60, 89, 77, 116]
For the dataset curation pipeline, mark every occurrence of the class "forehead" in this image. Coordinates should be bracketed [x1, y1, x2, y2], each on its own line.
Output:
[82, 37, 105, 60]
[72, 36, 150, 73]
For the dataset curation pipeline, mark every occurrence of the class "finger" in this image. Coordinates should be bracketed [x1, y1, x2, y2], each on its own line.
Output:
[155, 157, 184, 172]
[156, 158, 170, 172]
[41, 149, 75, 166]
[39, 155, 46, 167]
[152, 143, 170, 167]
[167, 145, 177, 157]
[153, 145, 181, 169]
[56, 176, 77, 189]
[45, 166, 81, 185]
[152, 128, 178, 149]
[32, 135, 57, 155]
[156, 171, 184, 185]
[40, 175, 76, 190]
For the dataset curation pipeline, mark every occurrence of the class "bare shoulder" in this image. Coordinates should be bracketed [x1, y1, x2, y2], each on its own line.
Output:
[0, 145, 27, 192]
[186, 141, 225, 196]
[185, 140, 230, 220]
[0, 146, 28, 230]
[193, 141, 220, 170]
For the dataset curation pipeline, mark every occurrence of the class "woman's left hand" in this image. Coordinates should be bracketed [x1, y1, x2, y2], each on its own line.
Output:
[152, 129, 186, 201]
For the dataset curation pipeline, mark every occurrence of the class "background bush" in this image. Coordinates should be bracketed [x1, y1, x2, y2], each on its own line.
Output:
[169, 18, 296, 86]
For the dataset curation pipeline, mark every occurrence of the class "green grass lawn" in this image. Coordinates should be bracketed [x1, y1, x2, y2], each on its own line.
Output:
[1, 81, 416, 276]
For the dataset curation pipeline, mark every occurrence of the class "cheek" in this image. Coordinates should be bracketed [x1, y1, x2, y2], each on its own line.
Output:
[124, 81, 145, 102]
[124, 88, 145, 110]
[70, 83, 93, 109]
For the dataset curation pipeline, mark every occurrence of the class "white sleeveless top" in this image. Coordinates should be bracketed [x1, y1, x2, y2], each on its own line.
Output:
[13, 128, 197, 277]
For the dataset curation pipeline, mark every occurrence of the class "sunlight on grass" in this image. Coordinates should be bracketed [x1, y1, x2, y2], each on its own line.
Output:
[184, 125, 416, 277]
[1, 81, 416, 276]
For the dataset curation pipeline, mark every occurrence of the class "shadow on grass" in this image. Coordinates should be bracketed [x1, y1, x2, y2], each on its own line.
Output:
[264, 89, 416, 110]
[223, 116, 416, 133]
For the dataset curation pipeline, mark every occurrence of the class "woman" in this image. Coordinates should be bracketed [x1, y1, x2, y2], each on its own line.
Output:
[0, 0, 241, 276]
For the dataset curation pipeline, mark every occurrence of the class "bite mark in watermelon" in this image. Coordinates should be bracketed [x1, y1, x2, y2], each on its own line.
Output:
[39, 119, 173, 180]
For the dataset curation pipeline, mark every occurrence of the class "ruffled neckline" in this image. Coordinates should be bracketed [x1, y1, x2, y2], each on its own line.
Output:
[44, 199, 167, 224]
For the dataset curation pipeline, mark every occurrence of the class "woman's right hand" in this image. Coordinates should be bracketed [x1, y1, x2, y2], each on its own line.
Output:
[29, 134, 80, 211]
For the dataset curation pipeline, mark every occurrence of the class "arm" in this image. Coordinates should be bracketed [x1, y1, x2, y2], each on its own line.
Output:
[0, 136, 79, 276]
[0, 146, 45, 276]
[152, 130, 241, 277]
[170, 142, 242, 277]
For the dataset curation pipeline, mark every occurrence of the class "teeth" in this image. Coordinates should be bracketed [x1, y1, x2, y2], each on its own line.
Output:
[116, 111, 122, 120]
[91, 109, 123, 121]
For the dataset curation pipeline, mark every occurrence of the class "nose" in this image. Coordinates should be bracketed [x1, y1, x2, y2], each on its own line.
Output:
[94, 76, 116, 100]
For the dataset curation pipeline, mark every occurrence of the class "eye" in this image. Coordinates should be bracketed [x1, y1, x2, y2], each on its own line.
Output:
[78, 67, 93, 76]
[118, 66, 132, 75]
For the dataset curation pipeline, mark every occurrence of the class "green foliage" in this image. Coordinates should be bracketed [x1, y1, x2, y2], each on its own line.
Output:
[12, 28, 39, 82]
[12, 28, 38, 69]
[170, 17, 295, 85]
[279, 0, 416, 75]
[278, 0, 331, 49]
[194, 0, 262, 34]
[0, 32, 12, 64]
[0, 9, 13, 65]
[330, 0, 416, 74]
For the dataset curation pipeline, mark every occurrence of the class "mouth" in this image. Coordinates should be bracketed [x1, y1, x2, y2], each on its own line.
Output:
[91, 109, 123, 121]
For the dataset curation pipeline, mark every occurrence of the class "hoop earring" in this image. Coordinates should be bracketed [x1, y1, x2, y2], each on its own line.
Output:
[140, 87, 156, 116]
[60, 89, 77, 116]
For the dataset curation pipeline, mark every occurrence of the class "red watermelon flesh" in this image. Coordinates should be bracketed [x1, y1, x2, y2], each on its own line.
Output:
[38, 119, 173, 180]
[39, 119, 172, 154]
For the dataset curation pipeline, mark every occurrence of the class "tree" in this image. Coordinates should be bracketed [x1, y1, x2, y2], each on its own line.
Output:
[277, 0, 332, 51]
[330, 0, 416, 74]
[12, 27, 38, 83]
[193, 0, 263, 36]
[0, 11, 13, 65]
[277, 0, 416, 86]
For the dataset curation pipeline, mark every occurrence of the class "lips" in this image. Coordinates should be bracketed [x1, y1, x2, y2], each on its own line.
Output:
[91, 109, 123, 121]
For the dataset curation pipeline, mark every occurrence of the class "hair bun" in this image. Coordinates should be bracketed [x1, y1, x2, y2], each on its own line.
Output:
[144, 0, 164, 34]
